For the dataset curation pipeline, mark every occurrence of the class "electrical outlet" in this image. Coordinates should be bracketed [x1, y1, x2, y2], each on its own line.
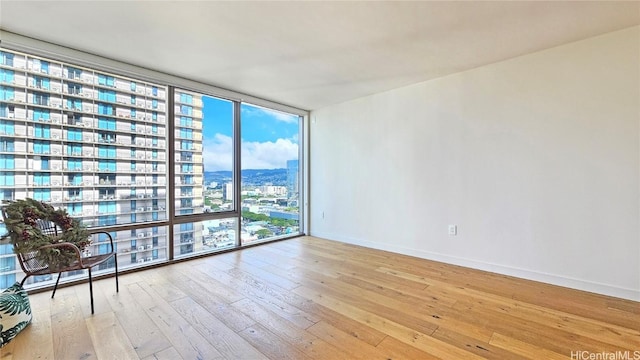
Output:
[448, 225, 457, 236]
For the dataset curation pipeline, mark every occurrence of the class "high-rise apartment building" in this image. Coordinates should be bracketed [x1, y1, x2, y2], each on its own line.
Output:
[173, 89, 205, 256]
[286, 159, 299, 206]
[223, 182, 233, 202]
[0, 49, 204, 288]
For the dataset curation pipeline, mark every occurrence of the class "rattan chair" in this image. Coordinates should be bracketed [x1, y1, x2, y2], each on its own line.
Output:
[3, 213, 119, 314]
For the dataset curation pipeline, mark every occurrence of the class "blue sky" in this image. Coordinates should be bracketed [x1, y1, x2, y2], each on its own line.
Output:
[200, 96, 299, 171]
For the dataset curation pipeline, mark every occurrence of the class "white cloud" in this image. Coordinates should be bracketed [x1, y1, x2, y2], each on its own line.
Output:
[202, 134, 233, 172]
[201, 133, 298, 171]
[241, 138, 299, 169]
[242, 105, 299, 124]
[265, 109, 299, 124]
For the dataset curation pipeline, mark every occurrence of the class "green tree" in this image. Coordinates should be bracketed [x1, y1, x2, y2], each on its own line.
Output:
[255, 229, 273, 239]
[270, 218, 298, 227]
[242, 211, 269, 222]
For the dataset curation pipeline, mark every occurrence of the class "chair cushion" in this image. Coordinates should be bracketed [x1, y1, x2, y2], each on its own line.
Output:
[0, 282, 32, 348]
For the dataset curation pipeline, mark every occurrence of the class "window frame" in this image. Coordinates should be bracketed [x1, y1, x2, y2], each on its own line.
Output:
[0, 34, 308, 288]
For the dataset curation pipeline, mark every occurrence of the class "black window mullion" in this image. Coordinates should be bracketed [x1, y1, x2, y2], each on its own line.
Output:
[233, 101, 242, 246]
[166, 86, 176, 260]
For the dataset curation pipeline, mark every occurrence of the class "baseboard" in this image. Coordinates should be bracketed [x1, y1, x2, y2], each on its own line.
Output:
[310, 231, 640, 302]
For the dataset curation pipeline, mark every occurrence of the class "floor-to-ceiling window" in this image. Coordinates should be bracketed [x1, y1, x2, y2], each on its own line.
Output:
[0, 46, 306, 290]
[240, 103, 301, 245]
[172, 89, 238, 258]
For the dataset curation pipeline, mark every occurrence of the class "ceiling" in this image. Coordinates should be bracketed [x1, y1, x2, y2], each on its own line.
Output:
[0, 1, 638, 111]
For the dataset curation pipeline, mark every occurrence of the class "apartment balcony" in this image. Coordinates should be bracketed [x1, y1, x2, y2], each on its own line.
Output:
[95, 210, 118, 216]
[29, 183, 51, 187]
[132, 206, 154, 213]
[131, 244, 156, 253]
[178, 202, 203, 210]
[66, 119, 86, 127]
[28, 83, 52, 92]
[32, 99, 50, 107]
[64, 88, 83, 96]
[176, 181, 195, 186]
[0, 78, 17, 86]
[65, 73, 82, 81]
[127, 193, 162, 200]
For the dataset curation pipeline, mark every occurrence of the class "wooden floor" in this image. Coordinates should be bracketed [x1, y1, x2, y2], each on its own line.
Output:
[1, 236, 638, 359]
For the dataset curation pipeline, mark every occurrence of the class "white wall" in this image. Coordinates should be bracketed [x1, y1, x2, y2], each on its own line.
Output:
[309, 26, 640, 301]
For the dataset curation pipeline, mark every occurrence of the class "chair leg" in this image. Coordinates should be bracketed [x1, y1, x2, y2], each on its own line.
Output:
[51, 272, 62, 299]
[88, 267, 94, 314]
[20, 275, 30, 288]
[114, 254, 119, 293]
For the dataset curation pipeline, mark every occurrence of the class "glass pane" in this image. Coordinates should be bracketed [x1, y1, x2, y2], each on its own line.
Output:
[0, 220, 16, 290]
[240, 103, 301, 245]
[173, 218, 238, 258]
[174, 90, 233, 216]
[117, 226, 168, 269]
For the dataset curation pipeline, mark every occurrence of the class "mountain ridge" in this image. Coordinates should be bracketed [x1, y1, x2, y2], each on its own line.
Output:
[204, 169, 287, 186]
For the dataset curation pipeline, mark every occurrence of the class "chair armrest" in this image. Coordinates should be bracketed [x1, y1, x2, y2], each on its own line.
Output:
[88, 230, 115, 253]
[38, 242, 84, 267]
[38, 242, 82, 257]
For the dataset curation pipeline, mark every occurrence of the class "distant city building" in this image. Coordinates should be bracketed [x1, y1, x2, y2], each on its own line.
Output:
[259, 185, 287, 196]
[223, 182, 233, 201]
[242, 204, 262, 213]
[286, 159, 298, 205]
[241, 189, 260, 197]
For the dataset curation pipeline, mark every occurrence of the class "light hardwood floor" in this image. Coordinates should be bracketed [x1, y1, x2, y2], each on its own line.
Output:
[1, 236, 638, 359]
